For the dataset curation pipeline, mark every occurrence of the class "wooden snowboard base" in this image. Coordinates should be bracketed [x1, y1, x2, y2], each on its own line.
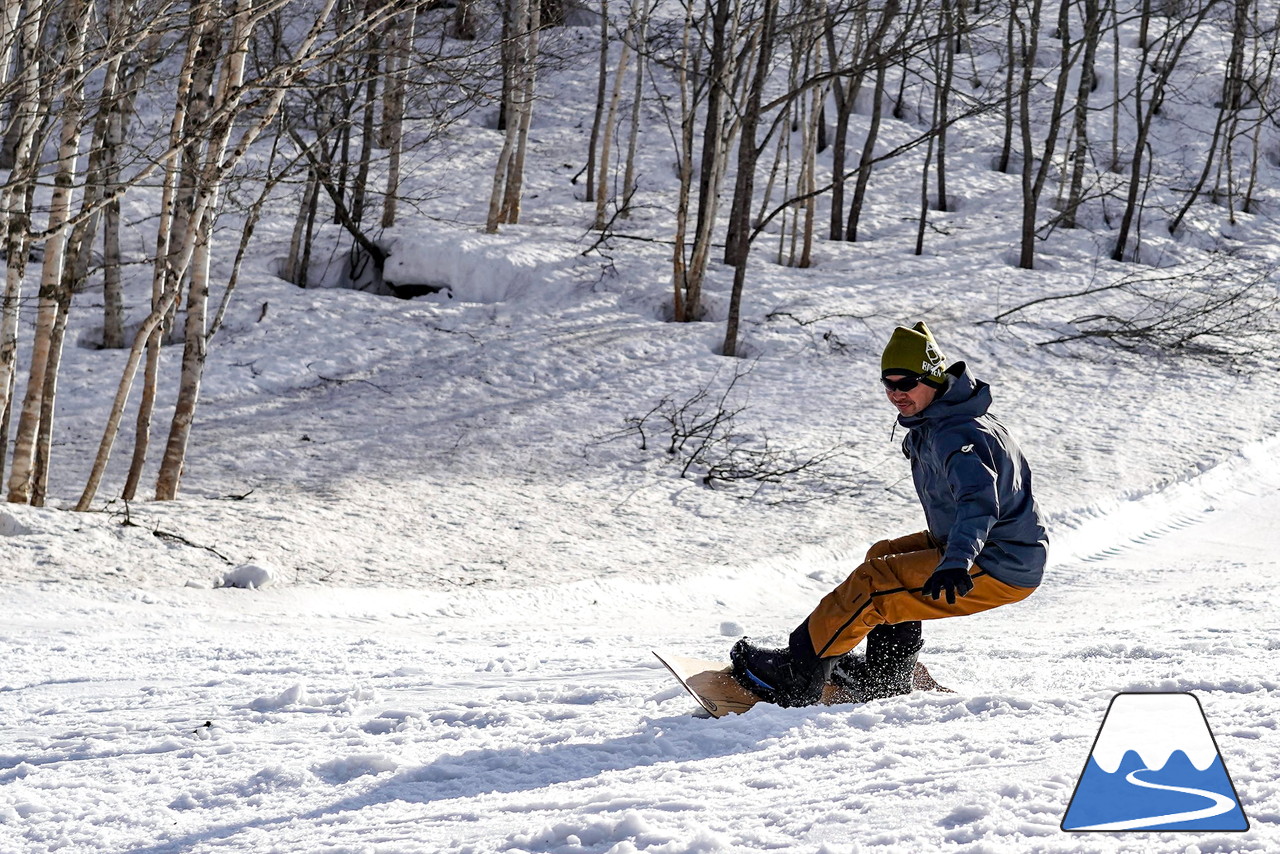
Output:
[653, 650, 951, 718]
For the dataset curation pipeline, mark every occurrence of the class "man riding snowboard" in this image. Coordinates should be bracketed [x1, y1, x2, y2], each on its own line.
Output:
[732, 322, 1048, 707]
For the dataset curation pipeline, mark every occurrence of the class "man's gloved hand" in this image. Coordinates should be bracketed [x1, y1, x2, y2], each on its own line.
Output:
[920, 567, 974, 605]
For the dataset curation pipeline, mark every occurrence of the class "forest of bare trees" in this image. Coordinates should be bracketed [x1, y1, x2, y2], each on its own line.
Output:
[1, 0, 1278, 507]
[576, 0, 1280, 354]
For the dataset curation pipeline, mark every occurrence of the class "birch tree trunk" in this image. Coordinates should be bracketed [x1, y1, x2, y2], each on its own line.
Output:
[78, 289, 181, 511]
[997, 9, 1016, 173]
[845, 56, 887, 241]
[593, 38, 630, 229]
[798, 67, 825, 267]
[94, 60, 126, 349]
[0, 0, 43, 485]
[934, 0, 955, 213]
[350, 0, 381, 227]
[155, 0, 255, 501]
[722, 0, 778, 357]
[8, 0, 88, 504]
[682, 0, 739, 313]
[381, 8, 414, 228]
[620, 0, 651, 217]
[843, 0, 899, 241]
[916, 11, 943, 256]
[502, 0, 541, 224]
[1064, 0, 1103, 229]
[124, 0, 216, 501]
[1167, 0, 1250, 235]
[154, 203, 214, 501]
[585, 0, 609, 203]
[0, 0, 20, 93]
[72, 42, 122, 342]
[1242, 2, 1279, 213]
[487, 0, 527, 231]
[83, 0, 341, 508]
[286, 166, 320, 287]
[1112, 1, 1214, 261]
[671, 1, 696, 321]
[31, 287, 70, 506]
[824, 5, 866, 241]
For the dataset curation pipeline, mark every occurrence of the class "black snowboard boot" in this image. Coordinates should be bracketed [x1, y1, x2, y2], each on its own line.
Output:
[730, 622, 829, 708]
[830, 622, 923, 702]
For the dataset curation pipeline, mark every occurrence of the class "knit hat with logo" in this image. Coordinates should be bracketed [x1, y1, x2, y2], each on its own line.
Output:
[881, 321, 948, 387]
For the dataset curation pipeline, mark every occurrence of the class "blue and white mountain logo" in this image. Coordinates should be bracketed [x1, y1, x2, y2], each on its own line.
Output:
[1062, 692, 1249, 832]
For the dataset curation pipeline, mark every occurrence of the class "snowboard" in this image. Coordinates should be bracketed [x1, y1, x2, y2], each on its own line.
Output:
[653, 650, 951, 718]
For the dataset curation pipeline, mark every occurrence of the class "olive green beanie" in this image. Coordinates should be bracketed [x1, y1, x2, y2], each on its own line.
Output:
[881, 321, 948, 387]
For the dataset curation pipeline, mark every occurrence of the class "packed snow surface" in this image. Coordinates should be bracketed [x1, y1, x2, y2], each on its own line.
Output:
[3, 9, 1280, 852]
[3, 229, 1277, 851]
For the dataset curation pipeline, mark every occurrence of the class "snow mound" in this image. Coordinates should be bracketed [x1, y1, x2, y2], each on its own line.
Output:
[313, 753, 399, 783]
[217, 562, 280, 590]
[0, 510, 33, 536]
[382, 227, 583, 303]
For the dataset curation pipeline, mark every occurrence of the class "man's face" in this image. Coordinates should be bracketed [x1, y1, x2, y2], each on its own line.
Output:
[883, 373, 937, 417]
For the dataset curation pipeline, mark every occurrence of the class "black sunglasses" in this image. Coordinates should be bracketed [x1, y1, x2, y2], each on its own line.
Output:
[881, 375, 924, 393]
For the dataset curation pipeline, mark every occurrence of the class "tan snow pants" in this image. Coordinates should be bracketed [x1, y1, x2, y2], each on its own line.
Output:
[805, 531, 1036, 659]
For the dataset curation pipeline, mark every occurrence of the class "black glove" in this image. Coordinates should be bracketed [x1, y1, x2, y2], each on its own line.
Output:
[920, 567, 974, 605]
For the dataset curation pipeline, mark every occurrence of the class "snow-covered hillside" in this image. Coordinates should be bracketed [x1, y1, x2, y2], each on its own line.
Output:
[3, 3, 1280, 852]
[3, 426, 1278, 853]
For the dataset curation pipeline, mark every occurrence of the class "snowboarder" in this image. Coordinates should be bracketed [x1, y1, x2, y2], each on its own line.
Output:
[732, 321, 1048, 707]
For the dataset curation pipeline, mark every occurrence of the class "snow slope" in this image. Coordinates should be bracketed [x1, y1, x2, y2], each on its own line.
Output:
[2, 430, 1278, 853]
[3, 6, 1280, 852]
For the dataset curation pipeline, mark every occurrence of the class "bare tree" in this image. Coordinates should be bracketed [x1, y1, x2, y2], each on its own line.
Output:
[593, 27, 630, 229]
[1014, 0, 1075, 269]
[380, 5, 414, 228]
[83, 0, 347, 508]
[0, 0, 47, 491]
[7, 0, 93, 505]
[722, 0, 779, 357]
[584, 0, 609, 203]
[620, 0, 654, 218]
[487, 0, 542, 230]
[1111, 0, 1219, 262]
[122, 0, 219, 502]
[844, 0, 904, 241]
[1062, 0, 1106, 229]
[1168, 0, 1251, 235]
[669, 0, 699, 320]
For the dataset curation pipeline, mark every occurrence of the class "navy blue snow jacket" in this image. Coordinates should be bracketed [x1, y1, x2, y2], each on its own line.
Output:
[898, 362, 1048, 588]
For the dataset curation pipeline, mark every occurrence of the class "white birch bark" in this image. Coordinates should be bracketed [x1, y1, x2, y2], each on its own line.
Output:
[76, 288, 181, 511]
[620, 0, 651, 218]
[593, 39, 630, 229]
[486, 0, 525, 232]
[31, 291, 70, 506]
[0, 0, 21, 92]
[0, 0, 43, 485]
[91, 58, 125, 348]
[124, 0, 214, 501]
[82, 0, 341, 508]
[501, 0, 540, 225]
[670, 1, 695, 320]
[8, 0, 92, 504]
[584, 0, 609, 204]
[154, 0, 254, 501]
[381, 9, 413, 228]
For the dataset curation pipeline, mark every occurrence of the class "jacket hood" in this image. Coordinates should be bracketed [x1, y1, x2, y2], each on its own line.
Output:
[898, 361, 991, 428]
